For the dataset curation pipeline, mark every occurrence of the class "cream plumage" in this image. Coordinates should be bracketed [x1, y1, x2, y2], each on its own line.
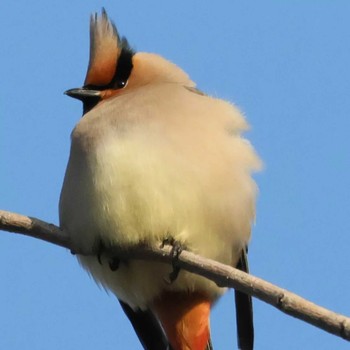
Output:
[60, 9, 260, 350]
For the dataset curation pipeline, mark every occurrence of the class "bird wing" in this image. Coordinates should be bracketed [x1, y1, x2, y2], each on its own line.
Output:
[234, 248, 254, 350]
[118, 299, 173, 350]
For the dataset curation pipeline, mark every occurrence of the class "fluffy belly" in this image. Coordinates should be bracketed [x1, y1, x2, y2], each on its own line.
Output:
[60, 126, 255, 308]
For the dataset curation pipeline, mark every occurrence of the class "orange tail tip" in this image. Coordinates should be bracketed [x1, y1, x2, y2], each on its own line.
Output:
[153, 291, 212, 350]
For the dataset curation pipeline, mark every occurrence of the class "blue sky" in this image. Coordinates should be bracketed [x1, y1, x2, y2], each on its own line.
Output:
[1, 1, 350, 349]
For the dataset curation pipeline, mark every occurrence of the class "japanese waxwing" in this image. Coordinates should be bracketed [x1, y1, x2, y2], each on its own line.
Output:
[60, 8, 261, 350]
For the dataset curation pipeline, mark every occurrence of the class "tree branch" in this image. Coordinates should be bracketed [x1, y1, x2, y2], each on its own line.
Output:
[1, 209, 349, 342]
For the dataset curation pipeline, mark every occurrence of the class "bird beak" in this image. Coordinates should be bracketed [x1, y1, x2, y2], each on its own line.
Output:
[64, 88, 101, 101]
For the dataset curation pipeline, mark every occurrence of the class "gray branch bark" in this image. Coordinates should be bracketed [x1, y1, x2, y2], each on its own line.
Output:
[0, 209, 349, 342]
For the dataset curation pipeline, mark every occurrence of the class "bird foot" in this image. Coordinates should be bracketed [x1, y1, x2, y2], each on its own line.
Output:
[161, 237, 184, 284]
[95, 239, 120, 271]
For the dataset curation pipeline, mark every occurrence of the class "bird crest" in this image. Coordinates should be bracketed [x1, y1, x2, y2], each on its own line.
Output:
[84, 8, 131, 87]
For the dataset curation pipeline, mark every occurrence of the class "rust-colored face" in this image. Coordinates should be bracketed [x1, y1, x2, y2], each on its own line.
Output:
[65, 9, 134, 114]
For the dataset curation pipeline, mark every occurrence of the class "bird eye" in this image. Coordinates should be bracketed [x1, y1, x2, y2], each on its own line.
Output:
[116, 80, 127, 89]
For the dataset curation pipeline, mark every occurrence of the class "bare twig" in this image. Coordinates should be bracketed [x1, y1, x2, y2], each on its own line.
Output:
[1, 209, 349, 342]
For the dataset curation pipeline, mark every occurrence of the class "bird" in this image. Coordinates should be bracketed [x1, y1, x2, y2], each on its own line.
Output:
[59, 8, 261, 350]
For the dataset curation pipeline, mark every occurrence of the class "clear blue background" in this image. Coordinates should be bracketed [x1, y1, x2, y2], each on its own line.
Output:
[1, 1, 350, 349]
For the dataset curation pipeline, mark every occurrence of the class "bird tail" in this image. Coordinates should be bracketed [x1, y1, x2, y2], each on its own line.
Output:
[153, 291, 212, 350]
[205, 337, 214, 350]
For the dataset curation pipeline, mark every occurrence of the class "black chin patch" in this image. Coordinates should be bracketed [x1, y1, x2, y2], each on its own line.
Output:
[82, 96, 101, 115]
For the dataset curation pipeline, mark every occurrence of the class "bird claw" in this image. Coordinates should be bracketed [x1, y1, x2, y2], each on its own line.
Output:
[95, 239, 105, 265]
[108, 258, 120, 271]
[94, 239, 120, 271]
[161, 237, 184, 284]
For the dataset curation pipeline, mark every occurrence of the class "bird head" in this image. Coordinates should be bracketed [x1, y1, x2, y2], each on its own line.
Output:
[65, 8, 194, 115]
